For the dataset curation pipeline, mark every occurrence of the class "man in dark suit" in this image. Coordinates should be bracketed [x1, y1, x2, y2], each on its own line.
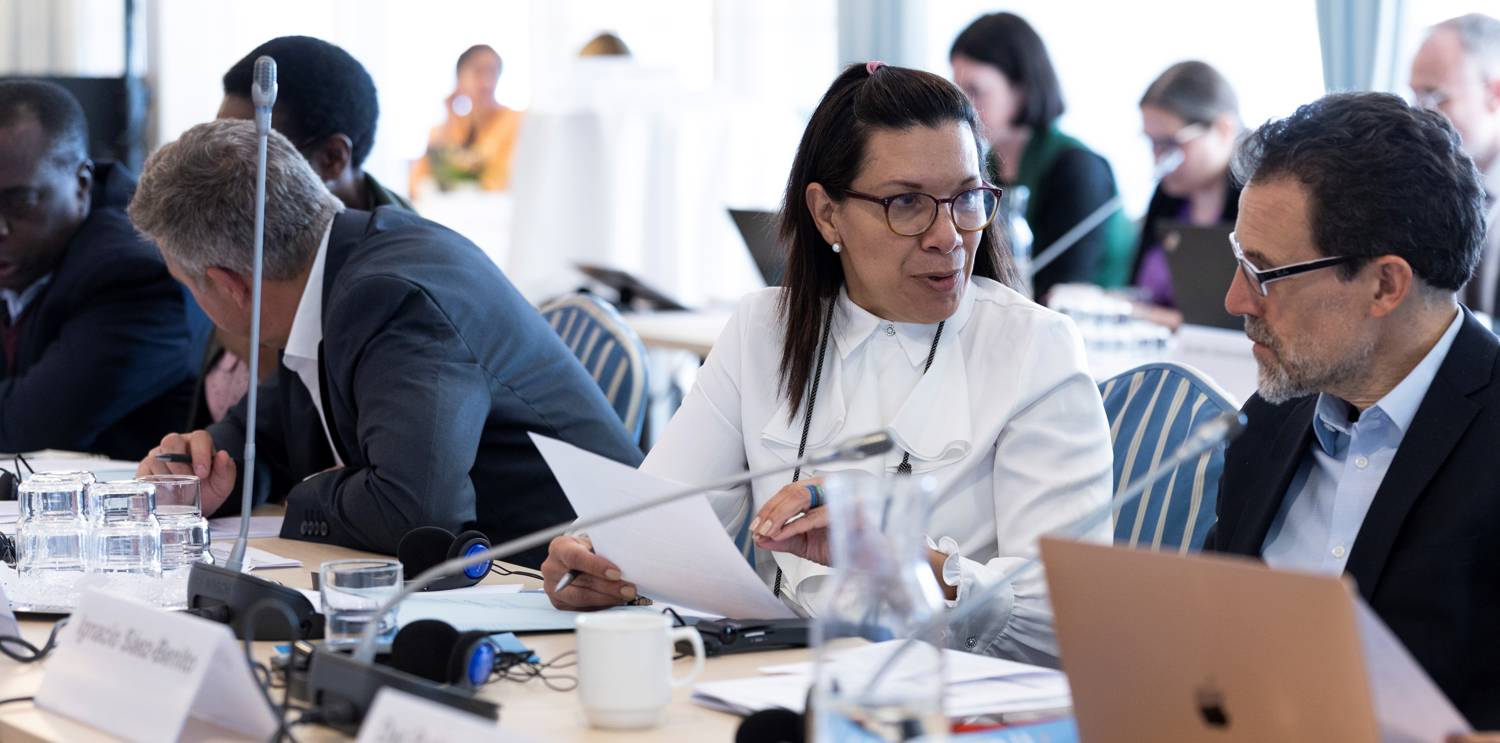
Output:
[0, 80, 207, 459]
[1207, 92, 1499, 727]
[130, 119, 641, 566]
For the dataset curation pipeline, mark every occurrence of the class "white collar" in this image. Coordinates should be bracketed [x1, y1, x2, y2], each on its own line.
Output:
[0, 274, 52, 323]
[284, 223, 333, 362]
[761, 279, 980, 464]
[831, 279, 978, 367]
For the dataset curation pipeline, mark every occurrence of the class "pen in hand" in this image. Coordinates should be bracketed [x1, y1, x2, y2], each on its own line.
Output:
[155, 453, 193, 464]
[554, 569, 581, 593]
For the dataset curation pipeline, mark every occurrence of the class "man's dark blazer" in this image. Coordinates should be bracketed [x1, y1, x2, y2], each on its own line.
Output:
[0, 162, 209, 460]
[1205, 309, 1500, 727]
[209, 207, 643, 567]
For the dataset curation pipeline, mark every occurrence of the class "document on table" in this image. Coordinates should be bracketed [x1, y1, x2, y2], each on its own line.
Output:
[295, 584, 650, 633]
[692, 639, 1071, 718]
[530, 434, 793, 620]
[208, 515, 285, 540]
[207, 544, 300, 571]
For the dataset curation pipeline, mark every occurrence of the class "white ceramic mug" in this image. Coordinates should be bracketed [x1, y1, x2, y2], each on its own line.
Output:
[575, 611, 706, 729]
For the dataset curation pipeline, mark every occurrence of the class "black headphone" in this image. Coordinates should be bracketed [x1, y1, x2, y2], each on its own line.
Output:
[396, 526, 493, 591]
[387, 619, 499, 689]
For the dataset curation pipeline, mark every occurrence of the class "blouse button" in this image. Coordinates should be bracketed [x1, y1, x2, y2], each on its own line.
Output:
[965, 637, 977, 648]
[884, 324, 896, 336]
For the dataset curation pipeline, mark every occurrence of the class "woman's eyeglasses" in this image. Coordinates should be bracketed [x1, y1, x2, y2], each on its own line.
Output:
[841, 185, 1003, 237]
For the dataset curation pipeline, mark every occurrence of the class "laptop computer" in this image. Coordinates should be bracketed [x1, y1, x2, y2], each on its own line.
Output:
[1158, 221, 1241, 330]
[1040, 538, 1470, 742]
[729, 208, 786, 287]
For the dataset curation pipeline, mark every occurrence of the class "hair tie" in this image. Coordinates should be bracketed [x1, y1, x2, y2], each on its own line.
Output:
[866, 60, 886, 75]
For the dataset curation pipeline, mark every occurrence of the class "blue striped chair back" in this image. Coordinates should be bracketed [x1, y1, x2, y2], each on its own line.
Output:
[539, 294, 649, 442]
[1098, 362, 1237, 553]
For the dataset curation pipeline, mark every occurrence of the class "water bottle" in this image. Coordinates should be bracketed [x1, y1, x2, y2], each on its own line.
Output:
[811, 471, 948, 741]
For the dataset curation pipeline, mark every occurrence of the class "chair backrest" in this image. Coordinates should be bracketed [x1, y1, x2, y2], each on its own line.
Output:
[539, 293, 649, 442]
[1098, 362, 1237, 553]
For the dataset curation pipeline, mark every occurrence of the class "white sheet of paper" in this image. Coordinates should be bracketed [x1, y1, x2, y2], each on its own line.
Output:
[1356, 598, 1471, 738]
[530, 433, 793, 619]
[295, 585, 601, 633]
[759, 640, 1062, 685]
[18, 452, 140, 482]
[208, 515, 284, 540]
[207, 543, 300, 571]
[35, 591, 277, 741]
[357, 687, 527, 742]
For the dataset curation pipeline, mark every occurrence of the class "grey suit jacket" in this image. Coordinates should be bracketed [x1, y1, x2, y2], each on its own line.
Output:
[209, 208, 643, 566]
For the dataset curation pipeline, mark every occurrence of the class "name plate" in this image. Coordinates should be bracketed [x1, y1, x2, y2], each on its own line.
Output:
[35, 591, 277, 741]
[0, 579, 17, 638]
[357, 687, 527, 742]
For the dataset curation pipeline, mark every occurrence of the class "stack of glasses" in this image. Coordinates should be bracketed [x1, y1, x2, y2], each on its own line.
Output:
[14, 473, 212, 578]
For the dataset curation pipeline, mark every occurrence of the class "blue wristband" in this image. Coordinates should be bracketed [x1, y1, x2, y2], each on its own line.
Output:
[806, 483, 824, 510]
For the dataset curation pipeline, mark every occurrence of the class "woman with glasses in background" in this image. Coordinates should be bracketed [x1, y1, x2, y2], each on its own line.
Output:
[1132, 61, 1243, 311]
[540, 62, 1112, 666]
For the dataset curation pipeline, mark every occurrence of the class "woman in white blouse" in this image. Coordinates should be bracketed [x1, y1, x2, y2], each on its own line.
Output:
[541, 62, 1112, 665]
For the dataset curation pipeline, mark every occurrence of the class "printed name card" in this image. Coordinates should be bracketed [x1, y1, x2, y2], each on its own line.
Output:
[357, 687, 527, 743]
[35, 591, 277, 742]
[0, 579, 17, 639]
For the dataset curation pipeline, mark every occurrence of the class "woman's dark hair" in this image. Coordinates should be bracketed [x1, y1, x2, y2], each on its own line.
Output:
[457, 44, 501, 75]
[1231, 92, 1483, 291]
[949, 12, 1064, 131]
[1140, 61, 1239, 126]
[776, 63, 1018, 418]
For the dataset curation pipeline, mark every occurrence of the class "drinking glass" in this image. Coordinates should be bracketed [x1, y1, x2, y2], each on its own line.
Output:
[86, 480, 162, 576]
[140, 474, 211, 571]
[15, 473, 88, 575]
[320, 559, 403, 647]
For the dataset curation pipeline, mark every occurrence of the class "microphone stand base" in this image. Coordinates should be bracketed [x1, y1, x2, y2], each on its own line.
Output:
[299, 644, 499, 733]
[186, 561, 324, 640]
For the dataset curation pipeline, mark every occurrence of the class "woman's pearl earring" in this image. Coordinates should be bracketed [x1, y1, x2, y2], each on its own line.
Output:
[831, 242, 842, 254]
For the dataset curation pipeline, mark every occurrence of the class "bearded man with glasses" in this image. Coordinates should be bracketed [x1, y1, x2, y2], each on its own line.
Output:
[1204, 91, 1499, 727]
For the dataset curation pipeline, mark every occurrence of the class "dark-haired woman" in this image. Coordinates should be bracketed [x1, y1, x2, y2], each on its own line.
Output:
[950, 12, 1136, 299]
[541, 63, 1112, 665]
[412, 44, 522, 193]
[1132, 61, 1243, 309]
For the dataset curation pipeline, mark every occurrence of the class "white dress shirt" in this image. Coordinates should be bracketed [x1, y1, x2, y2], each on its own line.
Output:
[281, 223, 344, 467]
[641, 276, 1114, 664]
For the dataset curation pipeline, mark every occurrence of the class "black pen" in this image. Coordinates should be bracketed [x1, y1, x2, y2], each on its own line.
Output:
[155, 452, 193, 464]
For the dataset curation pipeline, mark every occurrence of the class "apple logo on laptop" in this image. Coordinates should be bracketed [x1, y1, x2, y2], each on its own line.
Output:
[1196, 683, 1231, 729]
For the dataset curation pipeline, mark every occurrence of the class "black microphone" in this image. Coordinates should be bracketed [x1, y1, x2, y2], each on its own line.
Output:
[297, 430, 897, 731]
[185, 54, 318, 641]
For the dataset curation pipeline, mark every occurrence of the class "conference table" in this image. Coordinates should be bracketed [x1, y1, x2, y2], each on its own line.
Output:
[0, 536, 808, 742]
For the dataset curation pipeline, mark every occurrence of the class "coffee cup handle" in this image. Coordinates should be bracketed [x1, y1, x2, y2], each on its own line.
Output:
[668, 627, 706, 688]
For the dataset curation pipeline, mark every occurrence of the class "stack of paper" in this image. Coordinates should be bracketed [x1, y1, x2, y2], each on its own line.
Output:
[208, 515, 285, 540]
[692, 640, 1072, 719]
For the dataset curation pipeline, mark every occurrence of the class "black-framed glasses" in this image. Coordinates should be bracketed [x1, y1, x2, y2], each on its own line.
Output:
[1229, 231, 1359, 297]
[842, 185, 1003, 237]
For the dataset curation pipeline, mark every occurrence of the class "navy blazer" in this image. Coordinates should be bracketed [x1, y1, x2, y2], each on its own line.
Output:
[0, 162, 208, 460]
[1205, 309, 1500, 727]
[209, 208, 643, 566]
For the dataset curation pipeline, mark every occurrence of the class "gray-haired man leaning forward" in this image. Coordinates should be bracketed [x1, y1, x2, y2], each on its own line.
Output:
[130, 119, 641, 567]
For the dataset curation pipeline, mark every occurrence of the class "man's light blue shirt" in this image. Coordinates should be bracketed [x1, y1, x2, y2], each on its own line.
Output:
[1261, 309, 1465, 574]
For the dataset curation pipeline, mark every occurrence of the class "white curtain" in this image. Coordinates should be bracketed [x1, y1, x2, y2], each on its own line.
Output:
[838, 0, 927, 69]
[1316, 0, 1407, 92]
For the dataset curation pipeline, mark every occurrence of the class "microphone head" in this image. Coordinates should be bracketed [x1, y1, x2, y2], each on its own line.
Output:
[252, 56, 278, 109]
[1188, 411, 1248, 449]
[832, 430, 895, 461]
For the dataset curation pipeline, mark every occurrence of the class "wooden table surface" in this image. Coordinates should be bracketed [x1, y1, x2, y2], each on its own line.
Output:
[0, 537, 795, 741]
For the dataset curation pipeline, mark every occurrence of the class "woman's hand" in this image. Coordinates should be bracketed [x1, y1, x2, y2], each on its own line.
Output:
[540, 535, 638, 610]
[751, 478, 832, 566]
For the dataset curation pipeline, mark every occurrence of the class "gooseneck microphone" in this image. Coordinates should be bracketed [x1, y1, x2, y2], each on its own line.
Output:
[185, 56, 320, 641]
[856, 411, 1246, 700]
[295, 430, 897, 731]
